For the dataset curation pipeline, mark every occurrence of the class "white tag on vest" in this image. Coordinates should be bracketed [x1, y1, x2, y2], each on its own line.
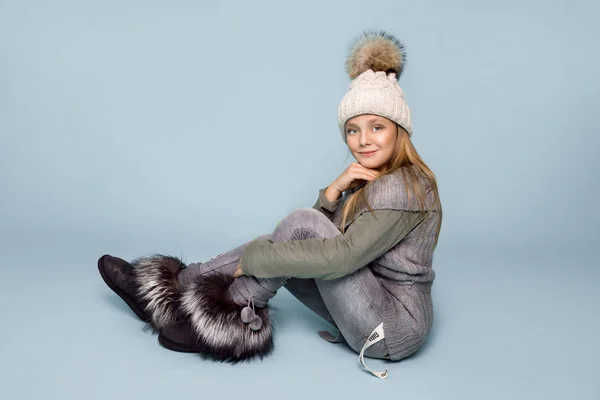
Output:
[358, 322, 388, 379]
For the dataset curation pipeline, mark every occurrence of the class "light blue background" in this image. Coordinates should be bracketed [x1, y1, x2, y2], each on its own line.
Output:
[1, 0, 598, 399]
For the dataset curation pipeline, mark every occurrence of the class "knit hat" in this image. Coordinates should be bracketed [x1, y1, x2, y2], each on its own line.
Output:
[338, 30, 412, 142]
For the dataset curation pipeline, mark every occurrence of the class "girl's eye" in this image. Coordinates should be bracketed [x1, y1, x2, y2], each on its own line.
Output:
[373, 126, 382, 131]
[347, 129, 357, 134]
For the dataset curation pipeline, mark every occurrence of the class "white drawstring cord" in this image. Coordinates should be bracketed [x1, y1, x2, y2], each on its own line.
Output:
[358, 323, 388, 379]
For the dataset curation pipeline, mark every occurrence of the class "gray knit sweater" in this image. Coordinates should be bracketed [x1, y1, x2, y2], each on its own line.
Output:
[329, 170, 440, 361]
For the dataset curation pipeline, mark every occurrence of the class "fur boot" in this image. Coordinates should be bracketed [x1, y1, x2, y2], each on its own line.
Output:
[98, 253, 186, 331]
[158, 270, 276, 363]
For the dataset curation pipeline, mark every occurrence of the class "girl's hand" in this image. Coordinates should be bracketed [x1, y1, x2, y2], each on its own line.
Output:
[233, 262, 244, 278]
[331, 162, 380, 193]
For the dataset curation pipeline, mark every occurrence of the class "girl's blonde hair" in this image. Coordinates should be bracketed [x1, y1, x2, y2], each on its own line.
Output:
[339, 124, 443, 248]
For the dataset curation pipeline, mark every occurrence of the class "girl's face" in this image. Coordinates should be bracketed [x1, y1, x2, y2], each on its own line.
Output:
[345, 114, 397, 172]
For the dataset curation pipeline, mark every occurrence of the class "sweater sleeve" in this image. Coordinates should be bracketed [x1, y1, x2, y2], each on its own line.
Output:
[239, 209, 426, 280]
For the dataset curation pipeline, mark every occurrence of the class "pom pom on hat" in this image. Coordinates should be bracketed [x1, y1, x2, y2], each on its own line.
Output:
[345, 30, 406, 80]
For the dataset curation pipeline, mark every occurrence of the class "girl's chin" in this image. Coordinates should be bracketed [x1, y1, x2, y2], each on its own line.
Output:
[358, 160, 383, 169]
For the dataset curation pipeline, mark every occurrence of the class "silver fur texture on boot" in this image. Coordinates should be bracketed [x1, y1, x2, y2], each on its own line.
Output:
[179, 270, 276, 363]
[131, 254, 186, 331]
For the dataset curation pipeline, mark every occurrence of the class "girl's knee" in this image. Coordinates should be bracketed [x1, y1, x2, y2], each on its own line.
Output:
[283, 208, 324, 224]
[273, 208, 338, 241]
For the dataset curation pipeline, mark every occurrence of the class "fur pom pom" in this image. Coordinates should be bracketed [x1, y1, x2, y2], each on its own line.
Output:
[345, 30, 406, 80]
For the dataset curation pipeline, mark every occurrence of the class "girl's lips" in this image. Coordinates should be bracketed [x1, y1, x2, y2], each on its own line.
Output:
[360, 150, 377, 156]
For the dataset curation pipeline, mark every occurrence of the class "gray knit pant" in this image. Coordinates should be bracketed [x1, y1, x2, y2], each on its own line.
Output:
[177, 208, 390, 360]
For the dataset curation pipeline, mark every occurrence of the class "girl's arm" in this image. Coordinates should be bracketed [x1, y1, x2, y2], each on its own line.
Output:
[238, 209, 426, 280]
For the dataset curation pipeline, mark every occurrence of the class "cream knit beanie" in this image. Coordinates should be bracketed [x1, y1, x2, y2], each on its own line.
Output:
[338, 30, 412, 142]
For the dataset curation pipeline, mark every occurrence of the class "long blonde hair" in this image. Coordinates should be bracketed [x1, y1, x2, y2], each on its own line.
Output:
[340, 124, 443, 248]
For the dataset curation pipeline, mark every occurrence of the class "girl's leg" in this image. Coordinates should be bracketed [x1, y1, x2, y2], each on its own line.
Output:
[267, 208, 390, 359]
[314, 266, 391, 359]
[176, 234, 291, 309]
[172, 208, 390, 359]
[178, 231, 271, 286]
[179, 237, 348, 343]
[176, 233, 272, 292]
[282, 278, 340, 332]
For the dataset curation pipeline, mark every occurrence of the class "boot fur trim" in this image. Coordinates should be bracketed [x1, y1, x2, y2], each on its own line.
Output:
[180, 271, 275, 363]
[131, 254, 185, 330]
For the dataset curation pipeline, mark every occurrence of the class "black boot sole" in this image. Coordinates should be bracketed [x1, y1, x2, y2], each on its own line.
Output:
[98, 255, 150, 323]
[157, 332, 201, 353]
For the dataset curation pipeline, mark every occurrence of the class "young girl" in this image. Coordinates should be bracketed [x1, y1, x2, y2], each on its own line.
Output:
[98, 30, 442, 379]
